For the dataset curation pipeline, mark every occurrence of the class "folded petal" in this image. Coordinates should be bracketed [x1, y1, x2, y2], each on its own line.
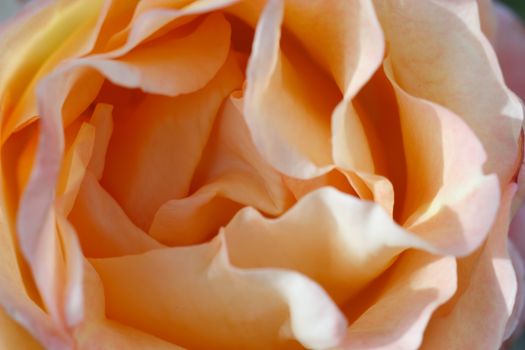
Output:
[100, 53, 243, 230]
[149, 96, 293, 245]
[384, 60, 500, 256]
[244, 0, 340, 178]
[336, 251, 456, 350]
[374, 0, 523, 185]
[422, 184, 518, 349]
[224, 187, 433, 303]
[90, 235, 347, 349]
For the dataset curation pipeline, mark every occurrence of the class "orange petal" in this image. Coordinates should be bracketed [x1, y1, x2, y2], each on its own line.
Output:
[150, 96, 293, 245]
[90, 234, 347, 349]
[100, 53, 243, 230]
[79, 12, 232, 97]
[223, 188, 434, 304]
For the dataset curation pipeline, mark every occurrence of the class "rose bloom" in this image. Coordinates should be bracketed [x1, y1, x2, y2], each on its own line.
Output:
[1, 0, 525, 349]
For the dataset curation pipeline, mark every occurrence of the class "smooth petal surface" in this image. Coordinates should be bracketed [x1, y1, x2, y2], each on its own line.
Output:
[91, 234, 347, 349]
[336, 251, 456, 350]
[244, 0, 339, 179]
[422, 185, 518, 349]
[75, 262, 183, 350]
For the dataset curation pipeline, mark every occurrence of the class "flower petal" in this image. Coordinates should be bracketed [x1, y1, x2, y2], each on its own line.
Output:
[374, 0, 523, 185]
[90, 235, 347, 349]
[422, 184, 518, 349]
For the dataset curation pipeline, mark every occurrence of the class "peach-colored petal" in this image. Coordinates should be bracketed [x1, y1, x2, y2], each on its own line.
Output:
[422, 184, 518, 349]
[0, 202, 71, 349]
[90, 234, 347, 349]
[102, 0, 239, 56]
[374, 0, 523, 185]
[0, 0, 108, 141]
[100, 54, 243, 230]
[0, 306, 43, 350]
[224, 187, 437, 304]
[77, 12, 232, 97]
[336, 251, 456, 350]
[69, 172, 164, 258]
[75, 261, 183, 349]
[244, 0, 340, 178]
[149, 96, 293, 245]
[383, 60, 500, 256]
[495, 3, 525, 101]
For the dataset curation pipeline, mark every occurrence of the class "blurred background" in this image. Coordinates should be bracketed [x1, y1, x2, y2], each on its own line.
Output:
[501, 0, 525, 21]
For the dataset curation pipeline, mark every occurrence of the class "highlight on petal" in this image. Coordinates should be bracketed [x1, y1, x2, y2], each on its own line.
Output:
[244, 0, 339, 179]
[384, 60, 500, 256]
[373, 0, 523, 185]
[90, 234, 347, 349]
[422, 185, 518, 349]
[223, 187, 434, 303]
[337, 251, 456, 350]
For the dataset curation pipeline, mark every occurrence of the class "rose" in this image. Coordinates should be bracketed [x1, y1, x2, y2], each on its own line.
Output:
[0, 0, 523, 349]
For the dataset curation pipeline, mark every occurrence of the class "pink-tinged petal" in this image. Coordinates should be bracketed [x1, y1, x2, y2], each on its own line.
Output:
[100, 53, 243, 230]
[495, 3, 525, 101]
[384, 60, 500, 256]
[78, 12, 232, 97]
[504, 240, 525, 341]
[90, 234, 347, 349]
[149, 96, 293, 245]
[477, 0, 497, 43]
[224, 188, 434, 304]
[74, 262, 183, 349]
[336, 251, 456, 350]
[0, 203, 72, 349]
[0, 306, 43, 350]
[422, 185, 518, 349]
[244, 0, 339, 179]
[374, 0, 523, 186]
